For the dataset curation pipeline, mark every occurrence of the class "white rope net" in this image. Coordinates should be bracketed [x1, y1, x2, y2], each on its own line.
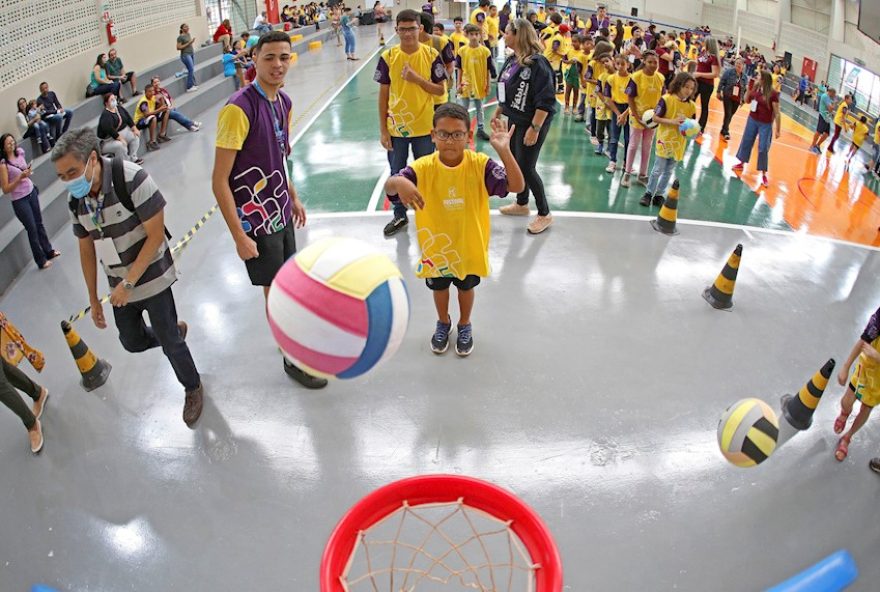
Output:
[340, 498, 539, 591]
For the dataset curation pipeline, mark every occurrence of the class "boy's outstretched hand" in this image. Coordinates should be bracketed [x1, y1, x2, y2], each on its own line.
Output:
[396, 179, 425, 210]
[489, 117, 515, 153]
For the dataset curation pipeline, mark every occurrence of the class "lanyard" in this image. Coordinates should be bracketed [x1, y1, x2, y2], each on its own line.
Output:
[252, 81, 289, 173]
[82, 194, 106, 235]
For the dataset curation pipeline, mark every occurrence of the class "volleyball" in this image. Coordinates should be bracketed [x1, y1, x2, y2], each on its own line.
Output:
[679, 118, 701, 139]
[717, 398, 780, 468]
[641, 109, 659, 129]
[267, 237, 410, 380]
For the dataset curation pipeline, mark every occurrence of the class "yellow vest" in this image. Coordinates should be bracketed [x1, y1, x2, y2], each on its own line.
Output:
[382, 44, 442, 138]
[486, 16, 499, 45]
[834, 101, 849, 127]
[411, 150, 494, 279]
[655, 93, 696, 161]
[458, 44, 492, 100]
[449, 31, 468, 54]
[629, 70, 665, 128]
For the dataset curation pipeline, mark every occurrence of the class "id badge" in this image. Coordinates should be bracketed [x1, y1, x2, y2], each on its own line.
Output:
[95, 237, 122, 266]
[750, 99, 758, 112]
[732, 85, 739, 98]
[497, 82, 506, 104]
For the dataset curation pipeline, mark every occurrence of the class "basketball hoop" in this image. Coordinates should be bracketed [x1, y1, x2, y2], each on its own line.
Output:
[321, 475, 563, 591]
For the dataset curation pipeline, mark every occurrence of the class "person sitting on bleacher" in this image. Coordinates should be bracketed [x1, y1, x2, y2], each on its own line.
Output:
[105, 48, 139, 100]
[15, 98, 52, 154]
[254, 11, 273, 34]
[149, 77, 202, 133]
[89, 54, 122, 99]
[213, 19, 234, 52]
[135, 85, 172, 150]
[36, 82, 74, 143]
[97, 92, 143, 165]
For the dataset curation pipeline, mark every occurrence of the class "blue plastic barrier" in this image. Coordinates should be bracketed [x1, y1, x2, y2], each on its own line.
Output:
[766, 550, 858, 592]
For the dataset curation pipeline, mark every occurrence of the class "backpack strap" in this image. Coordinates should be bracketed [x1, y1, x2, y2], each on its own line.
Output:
[110, 155, 172, 239]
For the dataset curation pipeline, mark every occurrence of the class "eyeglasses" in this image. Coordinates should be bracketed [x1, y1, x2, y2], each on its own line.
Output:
[434, 130, 467, 141]
[397, 26, 419, 32]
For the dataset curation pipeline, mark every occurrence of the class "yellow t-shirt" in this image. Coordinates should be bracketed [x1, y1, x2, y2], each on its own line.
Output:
[541, 24, 558, 43]
[565, 49, 588, 88]
[424, 36, 451, 106]
[486, 16, 499, 46]
[852, 121, 869, 147]
[587, 59, 604, 108]
[676, 37, 686, 55]
[604, 72, 631, 104]
[380, 44, 443, 138]
[655, 93, 696, 161]
[133, 95, 157, 123]
[851, 335, 880, 407]
[543, 33, 566, 70]
[623, 25, 633, 41]
[771, 73, 782, 92]
[449, 31, 468, 54]
[628, 70, 665, 129]
[687, 45, 698, 62]
[874, 121, 880, 144]
[536, 9, 547, 23]
[595, 72, 611, 120]
[834, 102, 849, 127]
[469, 7, 488, 39]
[458, 44, 492, 100]
[410, 150, 497, 279]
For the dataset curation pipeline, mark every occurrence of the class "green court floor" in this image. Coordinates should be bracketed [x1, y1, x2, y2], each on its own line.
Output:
[292, 54, 788, 231]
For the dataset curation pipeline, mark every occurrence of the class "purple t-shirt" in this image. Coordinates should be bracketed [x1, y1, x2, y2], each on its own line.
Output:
[398, 158, 509, 197]
[862, 307, 880, 344]
[1, 148, 33, 201]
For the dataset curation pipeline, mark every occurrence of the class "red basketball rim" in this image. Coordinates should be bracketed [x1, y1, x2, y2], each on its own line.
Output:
[320, 474, 563, 591]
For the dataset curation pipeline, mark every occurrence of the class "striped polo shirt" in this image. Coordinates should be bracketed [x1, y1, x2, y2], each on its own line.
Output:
[71, 158, 176, 302]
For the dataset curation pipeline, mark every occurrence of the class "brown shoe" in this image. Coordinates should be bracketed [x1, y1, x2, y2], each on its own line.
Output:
[33, 387, 49, 420]
[178, 321, 188, 340]
[29, 420, 43, 453]
[499, 203, 530, 216]
[157, 135, 171, 143]
[527, 214, 553, 235]
[182, 384, 203, 427]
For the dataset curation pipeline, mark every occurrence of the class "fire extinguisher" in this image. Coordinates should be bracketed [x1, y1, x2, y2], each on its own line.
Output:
[106, 19, 118, 45]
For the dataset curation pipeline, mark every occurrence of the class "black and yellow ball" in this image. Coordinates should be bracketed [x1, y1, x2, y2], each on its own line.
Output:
[717, 398, 779, 468]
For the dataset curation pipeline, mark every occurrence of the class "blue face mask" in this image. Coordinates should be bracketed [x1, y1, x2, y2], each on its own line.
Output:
[66, 158, 95, 199]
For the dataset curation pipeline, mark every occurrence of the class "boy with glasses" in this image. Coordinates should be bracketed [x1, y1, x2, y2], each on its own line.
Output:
[384, 103, 523, 357]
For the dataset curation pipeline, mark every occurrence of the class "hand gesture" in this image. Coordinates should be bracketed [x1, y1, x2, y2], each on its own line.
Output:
[488, 117, 514, 153]
[90, 299, 107, 329]
[292, 196, 307, 228]
[397, 180, 425, 210]
[616, 112, 628, 126]
[235, 235, 259, 261]
[401, 63, 420, 83]
[21, 167, 32, 179]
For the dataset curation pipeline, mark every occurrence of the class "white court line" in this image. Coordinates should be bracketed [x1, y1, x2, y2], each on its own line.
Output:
[289, 37, 394, 148]
[307, 210, 880, 252]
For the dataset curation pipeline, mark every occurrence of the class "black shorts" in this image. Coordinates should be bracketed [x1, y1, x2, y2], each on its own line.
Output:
[244, 223, 297, 286]
[816, 117, 830, 134]
[425, 275, 481, 291]
[136, 116, 154, 129]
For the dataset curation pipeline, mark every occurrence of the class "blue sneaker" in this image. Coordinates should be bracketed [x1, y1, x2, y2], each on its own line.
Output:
[594, 145, 604, 156]
[810, 146, 821, 155]
[431, 320, 452, 354]
[455, 323, 474, 357]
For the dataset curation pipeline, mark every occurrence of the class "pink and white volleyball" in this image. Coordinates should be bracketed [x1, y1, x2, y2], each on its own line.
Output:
[267, 237, 409, 379]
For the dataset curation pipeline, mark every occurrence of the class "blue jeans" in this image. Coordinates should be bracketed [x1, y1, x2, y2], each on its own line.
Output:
[736, 117, 772, 172]
[180, 54, 196, 89]
[458, 96, 485, 129]
[645, 156, 677, 197]
[343, 28, 356, 54]
[23, 121, 51, 151]
[608, 103, 630, 163]
[255, 24, 273, 34]
[168, 109, 194, 129]
[112, 286, 200, 391]
[387, 135, 435, 219]
[91, 81, 121, 97]
[44, 110, 74, 140]
[12, 187, 53, 267]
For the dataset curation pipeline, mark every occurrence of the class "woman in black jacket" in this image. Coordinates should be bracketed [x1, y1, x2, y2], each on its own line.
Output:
[96, 93, 142, 164]
[493, 18, 556, 234]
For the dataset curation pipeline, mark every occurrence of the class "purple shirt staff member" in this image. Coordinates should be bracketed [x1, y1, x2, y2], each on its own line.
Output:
[588, 4, 610, 35]
[212, 30, 327, 390]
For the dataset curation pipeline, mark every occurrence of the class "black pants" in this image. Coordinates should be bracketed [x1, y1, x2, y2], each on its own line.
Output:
[0, 358, 40, 429]
[511, 118, 552, 216]
[112, 286, 200, 392]
[12, 188, 54, 268]
[720, 97, 740, 136]
[697, 81, 714, 131]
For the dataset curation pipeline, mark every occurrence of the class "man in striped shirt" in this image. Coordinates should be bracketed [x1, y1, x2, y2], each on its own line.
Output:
[52, 128, 204, 427]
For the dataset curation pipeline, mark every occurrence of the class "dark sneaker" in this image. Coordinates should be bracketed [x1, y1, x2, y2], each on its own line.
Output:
[157, 135, 171, 143]
[178, 321, 188, 340]
[639, 192, 652, 207]
[183, 383, 204, 427]
[476, 128, 490, 141]
[870, 458, 880, 474]
[652, 194, 665, 206]
[455, 323, 474, 357]
[431, 320, 452, 354]
[383, 216, 408, 237]
[283, 358, 328, 389]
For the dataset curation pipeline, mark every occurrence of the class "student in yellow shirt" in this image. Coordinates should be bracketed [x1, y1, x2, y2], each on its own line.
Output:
[584, 40, 614, 146]
[593, 52, 616, 156]
[574, 37, 595, 123]
[486, 5, 500, 59]
[449, 17, 468, 54]
[563, 35, 588, 116]
[536, 6, 547, 23]
[601, 55, 632, 173]
[623, 50, 665, 187]
[541, 12, 562, 44]
[456, 24, 496, 141]
[871, 119, 880, 178]
[543, 23, 569, 93]
[828, 93, 853, 154]
[376, 9, 447, 237]
[385, 104, 524, 357]
[420, 12, 455, 108]
[640, 72, 697, 207]
[469, 0, 491, 43]
[846, 114, 869, 162]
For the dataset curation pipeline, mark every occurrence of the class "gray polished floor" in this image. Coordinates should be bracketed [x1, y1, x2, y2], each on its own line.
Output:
[2, 31, 880, 592]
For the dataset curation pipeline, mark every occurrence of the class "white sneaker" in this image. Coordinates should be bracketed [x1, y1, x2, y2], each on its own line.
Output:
[590, 137, 599, 146]
[605, 162, 616, 174]
[190, 121, 202, 131]
[186, 86, 199, 93]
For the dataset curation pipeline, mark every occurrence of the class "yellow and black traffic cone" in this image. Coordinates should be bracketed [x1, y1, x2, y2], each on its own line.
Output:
[781, 358, 836, 430]
[61, 321, 111, 391]
[650, 179, 680, 235]
[379, 34, 385, 46]
[702, 243, 742, 310]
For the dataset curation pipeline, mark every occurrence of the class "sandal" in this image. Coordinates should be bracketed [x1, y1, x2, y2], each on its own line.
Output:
[835, 435, 851, 462]
[833, 412, 849, 435]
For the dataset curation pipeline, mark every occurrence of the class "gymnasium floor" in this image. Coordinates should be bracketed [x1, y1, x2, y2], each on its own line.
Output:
[2, 28, 879, 591]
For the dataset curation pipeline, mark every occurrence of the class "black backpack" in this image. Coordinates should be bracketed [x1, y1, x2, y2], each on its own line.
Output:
[70, 155, 171, 239]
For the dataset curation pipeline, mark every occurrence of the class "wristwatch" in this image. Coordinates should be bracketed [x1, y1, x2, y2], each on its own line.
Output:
[122, 280, 135, 290]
